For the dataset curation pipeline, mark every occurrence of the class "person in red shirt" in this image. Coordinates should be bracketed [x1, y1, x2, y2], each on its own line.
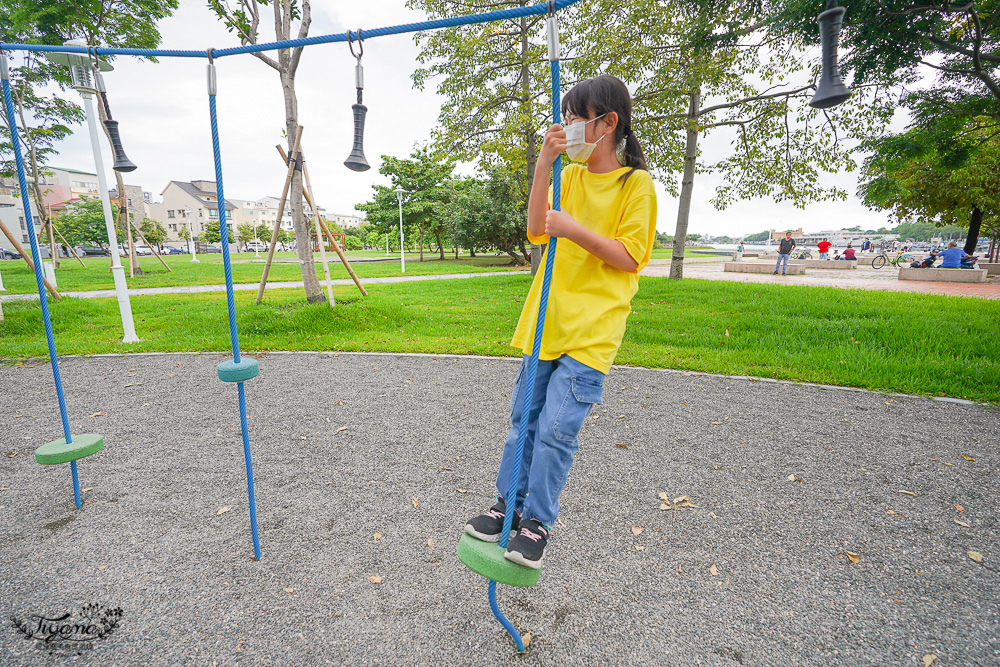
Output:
[817, 237, 832, 259]
[840, 246, 856, 260]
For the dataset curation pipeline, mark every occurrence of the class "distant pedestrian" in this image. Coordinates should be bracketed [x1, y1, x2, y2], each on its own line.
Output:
[773, 232, 795, 275]
[862, 237, 871, 253]
[817, 237, 832, 260]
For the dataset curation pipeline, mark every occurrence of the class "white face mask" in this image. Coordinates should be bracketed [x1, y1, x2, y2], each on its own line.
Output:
[564, 113, 606, 162]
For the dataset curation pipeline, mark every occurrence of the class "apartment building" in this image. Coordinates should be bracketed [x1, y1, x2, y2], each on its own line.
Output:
[149, 180, 237, 242]
[0, 177, 41, 253]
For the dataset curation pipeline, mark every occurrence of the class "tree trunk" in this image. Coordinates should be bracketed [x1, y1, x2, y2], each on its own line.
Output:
[281, 71, 323, 304]
[469, 246, 476, 258]
[965, 206, 982, 255]
[670, 86, 701, 281]
[435, 228, 444, 259]
[419, 224, 424, 261]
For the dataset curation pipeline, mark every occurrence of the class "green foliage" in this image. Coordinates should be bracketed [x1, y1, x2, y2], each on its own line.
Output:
[444, 168, 528, 264]
[345, 236, 363, 251]
[55, 199, 120, 247]
[202, 220, 235, 244]
[743, 230, 770, 242]
[859, 117, 1000, 230]
[139, 217, 167, 246]
[890, 220, 966, 242]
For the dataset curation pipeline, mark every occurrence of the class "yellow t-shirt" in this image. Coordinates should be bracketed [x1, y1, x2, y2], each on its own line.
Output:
[510, 164, 657, 374]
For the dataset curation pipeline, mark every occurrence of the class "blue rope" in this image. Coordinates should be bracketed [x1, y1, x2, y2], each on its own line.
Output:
[1, 72, 82, 509]
[208, 73, 261, 561]
[490, 51, 562, 655]
[0, 0, 581, 60]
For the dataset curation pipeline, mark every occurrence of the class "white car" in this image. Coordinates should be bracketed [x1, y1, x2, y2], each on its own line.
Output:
[246, 241, 267, 252]
[119, 244, 152, 256]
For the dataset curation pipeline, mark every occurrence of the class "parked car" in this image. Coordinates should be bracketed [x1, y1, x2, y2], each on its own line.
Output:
[245, 241, 267, 252]
[164, 246, 188, 255]
[117, 244, 152, 256]
[74, 244, 110, 257]
[1, 247, 20, 259]
[201, 244, 222, 254]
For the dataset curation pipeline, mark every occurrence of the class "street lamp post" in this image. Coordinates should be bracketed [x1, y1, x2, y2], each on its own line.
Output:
[44, 40, 137, 343]
[394, 186, 406, 274]
[184, 208, 199, 263]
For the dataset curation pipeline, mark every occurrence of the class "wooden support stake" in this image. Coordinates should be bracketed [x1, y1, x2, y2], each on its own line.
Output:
[296, 150, 334, 307]
[256, 126, 303, 304]
[127, 216, 172, 272]
[49, 221, 87, 268]
[277, 142, 367, 298]
[0, 218, 60, 299]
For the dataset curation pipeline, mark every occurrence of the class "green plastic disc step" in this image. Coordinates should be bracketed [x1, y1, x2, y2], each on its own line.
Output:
[457, 532, 541, 587]
[217, 358, 260, 382]
[34, 433, 104, 465]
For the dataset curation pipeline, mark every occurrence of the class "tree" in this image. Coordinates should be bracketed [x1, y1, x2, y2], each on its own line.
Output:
[859, 116, 1000, 254]
[139, 217, 167, 246]
[566, 0, 894, 279]
[55, 198, 121, 248]
[743, 230, 770, 242]
[445, 169, 530, 265]
[355, 147, 456, 261]
[202, 220, 235, 244]
[210, 0, 324, 302]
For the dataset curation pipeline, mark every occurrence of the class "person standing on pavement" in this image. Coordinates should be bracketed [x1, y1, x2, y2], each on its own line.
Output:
[862, 237, 871, 253]
[773, 232, 795, 275]
[817, 237, 832, 260]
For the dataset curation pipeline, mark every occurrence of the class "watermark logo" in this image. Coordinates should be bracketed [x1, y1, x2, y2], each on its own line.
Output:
[10, 603, 122, 655]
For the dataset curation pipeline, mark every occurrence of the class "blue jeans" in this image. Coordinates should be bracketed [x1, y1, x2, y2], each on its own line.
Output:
[774, 253, 790, 273]
[819, 252, 829, 260]
[495, 355, 605, 527]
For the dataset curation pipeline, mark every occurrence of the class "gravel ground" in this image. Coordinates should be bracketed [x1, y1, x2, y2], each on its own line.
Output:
[1, 352, 997, 666]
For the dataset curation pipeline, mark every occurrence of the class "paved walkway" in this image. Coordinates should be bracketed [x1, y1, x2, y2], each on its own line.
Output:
[641, 258, 1000, 300]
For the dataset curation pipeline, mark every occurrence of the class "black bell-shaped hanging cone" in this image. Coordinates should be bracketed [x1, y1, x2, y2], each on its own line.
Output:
[344, 103, 370, 172]
[103, 119, 137, 172]
[809, 6, 852, 109]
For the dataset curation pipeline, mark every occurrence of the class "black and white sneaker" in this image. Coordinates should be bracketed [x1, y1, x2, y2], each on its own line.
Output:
[504, 519, 549, 569]
[464, 498, 520, 543]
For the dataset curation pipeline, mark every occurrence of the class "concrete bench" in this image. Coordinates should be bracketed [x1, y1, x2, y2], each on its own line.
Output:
[980, 262, 1000, 276]
[898, 267, 988, 283]
[725, 262, 805, 275]
[789, 259, 857, 269]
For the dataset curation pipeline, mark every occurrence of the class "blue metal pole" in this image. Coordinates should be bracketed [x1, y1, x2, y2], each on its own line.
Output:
[207, 58, 261, 560]
[1, 53, 80, 509]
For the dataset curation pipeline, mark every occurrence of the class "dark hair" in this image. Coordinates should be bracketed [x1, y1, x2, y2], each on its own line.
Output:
[562, 75, 648, 184]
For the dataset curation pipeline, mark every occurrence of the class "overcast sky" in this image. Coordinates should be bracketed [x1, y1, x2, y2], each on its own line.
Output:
[43, 1, 905, 239]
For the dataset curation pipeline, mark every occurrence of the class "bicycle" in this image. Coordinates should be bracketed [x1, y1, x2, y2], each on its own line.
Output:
[872, 251, 915, 269]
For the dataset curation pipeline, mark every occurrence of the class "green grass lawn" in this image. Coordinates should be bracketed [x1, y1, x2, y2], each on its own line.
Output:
[2, 276, 998, 403]
[0, 252, 523, 293]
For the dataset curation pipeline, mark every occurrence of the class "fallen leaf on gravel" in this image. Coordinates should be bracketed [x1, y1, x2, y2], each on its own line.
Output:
[82, 487, 92, 493]
[557, 518, 565, 527]
[787, 474, 802, 482]
[374, 533, 382, 542]
[896, 490, 918, 497]
[967, 551, 983, 563]
[846, 551, 860, 564]
[961, 454, 975, 461]
[284, 587, 295, 594]
[659, 503, 670, 511]
[677, 564, 683, 573]
[709, 512, 719, 519]
[956, 505, 965, 512]
[98, 565, 107, 571]
[411, 498, 419, 507]
[672, 495, 689, 504]
[456, 488, 467, 494]
[427, 539, 434, 547]
[619, 386, 627, 390]
[336, 426, 348, 433]
[6, 452, 16, 458]
[955, 519, 970, 528]
[615, 443, 628, 449]
[635, 545, 645, 551]
[923, 655, 936, 667]
[90, 412, 105, 418]
[678, 502, 702, 508]
[658, 492, 670, 502]
[631, 526, 644, 536]
[522, 632, 532, 648]
[710, 564, 718, 576]
[711, 421, 723, 425]
[439, 466, 453, 471]
[887, 510, 896, 515]
[366, 575, 383, 584]
[217, 506, 231, 516]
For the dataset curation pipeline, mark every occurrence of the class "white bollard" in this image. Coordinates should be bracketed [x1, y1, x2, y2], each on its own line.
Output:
[42, 260, 57, 288]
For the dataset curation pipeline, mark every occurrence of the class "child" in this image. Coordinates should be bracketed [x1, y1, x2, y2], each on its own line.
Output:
[463, 76, 657, 569]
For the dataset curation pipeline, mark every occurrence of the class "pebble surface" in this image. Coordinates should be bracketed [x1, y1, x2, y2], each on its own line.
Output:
[1, 352, 997, 666]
